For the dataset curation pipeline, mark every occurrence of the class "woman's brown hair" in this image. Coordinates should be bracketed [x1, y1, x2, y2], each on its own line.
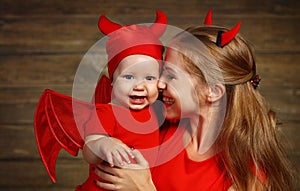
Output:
[171, 26, 295, 190]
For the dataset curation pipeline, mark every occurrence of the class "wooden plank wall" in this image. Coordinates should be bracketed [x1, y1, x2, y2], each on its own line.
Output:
[0, 0, 299, 190]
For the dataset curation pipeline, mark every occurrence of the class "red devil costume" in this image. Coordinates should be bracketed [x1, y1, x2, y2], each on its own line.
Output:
[34, 10, 167, 191]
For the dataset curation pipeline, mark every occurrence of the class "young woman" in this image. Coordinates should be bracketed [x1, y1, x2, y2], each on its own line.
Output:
[92, 11, 295, 191]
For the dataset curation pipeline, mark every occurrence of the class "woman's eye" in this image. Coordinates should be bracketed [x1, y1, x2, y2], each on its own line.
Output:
[123, 75, 134, 80]
[166, 74, 175, 80]
[145, 76, 156, 81]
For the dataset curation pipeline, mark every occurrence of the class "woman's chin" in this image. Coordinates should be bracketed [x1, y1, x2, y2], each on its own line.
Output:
[165, 112, 181, 123]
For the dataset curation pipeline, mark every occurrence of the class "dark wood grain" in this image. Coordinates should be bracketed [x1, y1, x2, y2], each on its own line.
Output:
[0, 0, 299, 190]
[0, 17, 299, 54]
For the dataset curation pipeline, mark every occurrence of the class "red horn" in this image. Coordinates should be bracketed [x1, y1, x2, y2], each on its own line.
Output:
[204, 8, 213, 25]
[217, 21, 242, 47]
[150, 10, 168, 37]
[98, 14, 122, 35]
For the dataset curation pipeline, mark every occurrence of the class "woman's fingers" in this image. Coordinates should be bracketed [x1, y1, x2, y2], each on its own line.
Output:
[97, 162, 119, 177]
[94, 164, 123, 190]
[93, 166, 121, 191]
[94, 160, 155, 191]
[94, 180, 119, 191]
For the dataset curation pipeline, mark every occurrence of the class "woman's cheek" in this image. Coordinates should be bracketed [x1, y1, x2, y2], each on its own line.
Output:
[178, 89, 200, 117]
[165, 98, 181, 120]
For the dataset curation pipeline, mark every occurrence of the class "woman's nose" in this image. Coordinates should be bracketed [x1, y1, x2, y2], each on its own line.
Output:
[158, 80, 166, 90]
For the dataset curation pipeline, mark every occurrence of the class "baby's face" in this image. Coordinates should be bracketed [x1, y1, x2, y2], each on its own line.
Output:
[111, 55, 160, 110]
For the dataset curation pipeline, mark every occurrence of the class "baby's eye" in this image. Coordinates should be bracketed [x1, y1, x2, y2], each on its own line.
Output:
[145, 76, 156, 81]
[123, 75, 134, 80]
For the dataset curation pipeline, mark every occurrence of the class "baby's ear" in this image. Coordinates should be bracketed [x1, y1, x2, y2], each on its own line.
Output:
[207, 84, 226, 102]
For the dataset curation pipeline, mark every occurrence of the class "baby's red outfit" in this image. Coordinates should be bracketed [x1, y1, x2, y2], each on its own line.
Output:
[76, 104, 160, 191]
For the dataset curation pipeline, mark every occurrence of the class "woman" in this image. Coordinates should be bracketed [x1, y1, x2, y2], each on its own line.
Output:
[92, 12, 295, 191]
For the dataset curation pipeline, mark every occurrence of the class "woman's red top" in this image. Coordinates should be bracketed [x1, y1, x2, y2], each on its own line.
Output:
[152, 122, 232, 191]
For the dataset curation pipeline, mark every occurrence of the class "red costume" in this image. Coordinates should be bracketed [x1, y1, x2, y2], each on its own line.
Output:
[77, 104, 160, 191]
[151, 123, 233, 191]
[34, 9, 264, 191]
[35, 89, 161, 190]
[34, 10, 167, 191]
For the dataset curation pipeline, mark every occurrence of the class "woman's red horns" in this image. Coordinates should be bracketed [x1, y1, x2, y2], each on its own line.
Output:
[204, 8, 242, 47]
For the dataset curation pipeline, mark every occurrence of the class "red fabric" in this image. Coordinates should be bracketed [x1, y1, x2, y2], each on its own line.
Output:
[152, 124, 233, 191]
[106, 43, 164, 80]
[35, 89, 265, 189]
[93, 75, 112, 104]
[34, 89, 160, 189]
[94, 11, 167, 104]
[78, 104, 160, 191]
[34, 89, 92, 182]
[98, 10, 167, 80]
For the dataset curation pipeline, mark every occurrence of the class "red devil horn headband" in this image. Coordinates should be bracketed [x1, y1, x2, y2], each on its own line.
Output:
[98, 10, 167, 36]
[216, 22, 241, 47]
[204, 9, 242, 47]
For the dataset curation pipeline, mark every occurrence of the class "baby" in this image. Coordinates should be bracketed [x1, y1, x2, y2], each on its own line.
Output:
[77, 11, 167, 191]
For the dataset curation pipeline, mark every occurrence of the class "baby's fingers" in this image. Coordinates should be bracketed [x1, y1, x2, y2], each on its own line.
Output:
[118, 146, 135, 164]
[106, 152, 114, 167]
[112, 150, 126, 167]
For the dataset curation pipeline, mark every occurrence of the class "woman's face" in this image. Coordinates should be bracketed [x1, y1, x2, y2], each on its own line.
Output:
[158, 50, 200, 120]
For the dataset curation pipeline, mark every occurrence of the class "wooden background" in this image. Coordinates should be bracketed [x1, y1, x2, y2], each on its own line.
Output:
[0, 0, 299, 190]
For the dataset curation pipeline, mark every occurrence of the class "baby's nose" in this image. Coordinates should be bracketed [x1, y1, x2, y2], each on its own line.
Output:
[133, 81, 146, 90]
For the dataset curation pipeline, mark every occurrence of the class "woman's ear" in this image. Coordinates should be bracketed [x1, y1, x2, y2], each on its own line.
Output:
[207, 84, 226, 102]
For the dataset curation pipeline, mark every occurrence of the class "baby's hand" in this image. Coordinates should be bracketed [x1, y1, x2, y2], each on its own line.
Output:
[98, 136, 134, 167]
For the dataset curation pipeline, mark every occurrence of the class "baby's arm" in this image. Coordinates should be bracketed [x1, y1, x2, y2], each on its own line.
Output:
[83, 134, 134, 167]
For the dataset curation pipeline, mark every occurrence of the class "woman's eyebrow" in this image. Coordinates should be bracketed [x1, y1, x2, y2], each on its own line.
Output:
[164, 66, 176, 73]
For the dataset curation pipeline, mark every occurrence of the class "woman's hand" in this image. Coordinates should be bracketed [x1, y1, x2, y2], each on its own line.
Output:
[93, 149, 157, 191]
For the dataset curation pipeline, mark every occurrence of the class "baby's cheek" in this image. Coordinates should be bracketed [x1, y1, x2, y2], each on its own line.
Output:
[150, 90, 159, 102]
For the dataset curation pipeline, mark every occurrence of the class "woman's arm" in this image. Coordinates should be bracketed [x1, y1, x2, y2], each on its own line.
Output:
[94, 149, 157, 191]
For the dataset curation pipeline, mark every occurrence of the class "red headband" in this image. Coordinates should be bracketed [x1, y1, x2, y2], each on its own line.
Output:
[99, 10, 167, 79]
[204, 9, 241, 47]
